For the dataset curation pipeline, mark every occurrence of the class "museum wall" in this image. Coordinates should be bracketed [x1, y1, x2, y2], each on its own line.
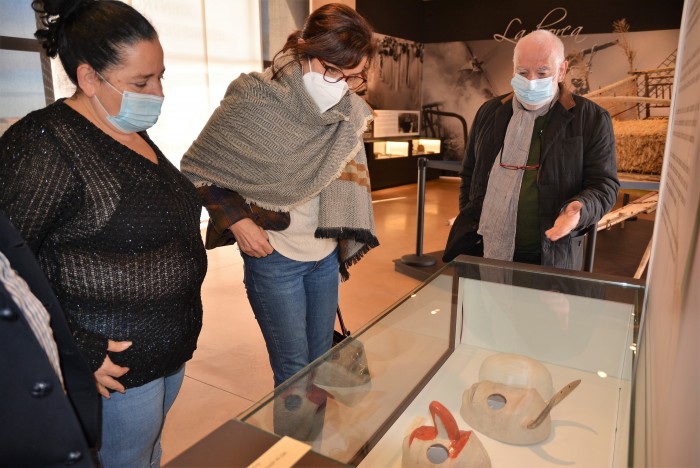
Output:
[260, 0, 308, 66]
[356, 0, 683, 42]
[632, 0, 700, 465]
[422, 27, 680, 160]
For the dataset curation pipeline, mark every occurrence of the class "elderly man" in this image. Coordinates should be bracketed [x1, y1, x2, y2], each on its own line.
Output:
[444, 29, 619, 270]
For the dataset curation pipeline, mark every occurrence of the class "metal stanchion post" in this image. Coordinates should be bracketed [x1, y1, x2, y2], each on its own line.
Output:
[583, 225, 597, 272]
[401, 157, 437, 267]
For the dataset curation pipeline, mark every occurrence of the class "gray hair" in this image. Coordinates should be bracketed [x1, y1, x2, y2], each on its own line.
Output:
[513, 29, 565, 66]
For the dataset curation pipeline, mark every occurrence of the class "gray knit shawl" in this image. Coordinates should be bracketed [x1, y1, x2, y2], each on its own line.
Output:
[181, 54, 378, 278]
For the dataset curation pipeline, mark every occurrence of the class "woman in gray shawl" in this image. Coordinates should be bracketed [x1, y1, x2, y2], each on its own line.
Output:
[181, 3, 379, 387]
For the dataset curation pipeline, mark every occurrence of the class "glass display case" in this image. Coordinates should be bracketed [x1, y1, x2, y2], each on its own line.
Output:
[372, 140, 411, 159]
[368, 138, 442, 160]
[239, 257, 644, 466]
[411, 138, 442, 156]
[172, 257, 645, 466]
[364, 137, 443, 190]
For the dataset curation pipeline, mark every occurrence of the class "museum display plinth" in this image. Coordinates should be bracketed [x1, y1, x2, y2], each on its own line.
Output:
[172, 257, 645, 467]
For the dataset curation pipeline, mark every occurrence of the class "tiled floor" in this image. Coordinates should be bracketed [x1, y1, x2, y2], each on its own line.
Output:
[160, 177, 461, 464]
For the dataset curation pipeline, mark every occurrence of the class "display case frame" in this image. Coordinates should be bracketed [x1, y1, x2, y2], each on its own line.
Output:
[172, 256, 646, 466]
[240, 257, 644, 466]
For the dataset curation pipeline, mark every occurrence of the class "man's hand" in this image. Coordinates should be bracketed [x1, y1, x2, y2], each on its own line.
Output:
[95, 340, 131, 398]
[545, 201, 583, 241]
[230, 218, 274, 257]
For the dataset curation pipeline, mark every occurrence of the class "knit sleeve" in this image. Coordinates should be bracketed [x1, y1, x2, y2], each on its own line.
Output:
[64, 314, 109, 372]
[0, 115, 81, 254]
[0, 114, 109, 370]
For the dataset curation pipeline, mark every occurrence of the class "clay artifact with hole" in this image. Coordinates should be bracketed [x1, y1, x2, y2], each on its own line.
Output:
[460, 353, 581, 445]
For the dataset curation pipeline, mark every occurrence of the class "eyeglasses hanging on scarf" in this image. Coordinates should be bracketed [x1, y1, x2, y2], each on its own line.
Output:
[497, 130, 543, 171]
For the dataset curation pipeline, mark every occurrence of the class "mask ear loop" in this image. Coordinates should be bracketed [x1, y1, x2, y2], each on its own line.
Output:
[92, 72, 121, 120]
[307, 57, 314, 75]
[92, 91, 116, 118]
[95, 71, 124, 96]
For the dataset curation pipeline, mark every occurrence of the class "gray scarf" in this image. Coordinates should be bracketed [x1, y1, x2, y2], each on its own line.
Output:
[181, 53, 378, 278]
[478, 96, 553, 260]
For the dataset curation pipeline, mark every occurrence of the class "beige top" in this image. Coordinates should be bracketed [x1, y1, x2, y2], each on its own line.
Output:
[267, 196, 337, 262]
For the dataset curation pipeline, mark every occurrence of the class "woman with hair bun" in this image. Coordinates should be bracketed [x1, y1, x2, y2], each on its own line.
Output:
[182, 3, 378, 388]
[0, 1, 207, 466]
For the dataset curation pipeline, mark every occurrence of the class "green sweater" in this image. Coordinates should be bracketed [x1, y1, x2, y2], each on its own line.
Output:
[515, 114, 548, 254]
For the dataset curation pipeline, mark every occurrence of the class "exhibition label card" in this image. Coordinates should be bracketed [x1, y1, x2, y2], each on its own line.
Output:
[247, 436, 311, 468]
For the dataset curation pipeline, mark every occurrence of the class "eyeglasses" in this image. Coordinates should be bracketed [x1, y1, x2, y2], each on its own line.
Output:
[318, 59, 368, 91]
[498, 145, 540, 171]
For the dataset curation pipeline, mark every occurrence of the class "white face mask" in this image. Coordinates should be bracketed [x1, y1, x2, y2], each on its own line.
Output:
[302, 58, 348, 113]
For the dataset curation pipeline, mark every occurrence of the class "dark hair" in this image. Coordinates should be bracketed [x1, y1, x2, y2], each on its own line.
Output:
[32, 0, 158, 85]
[272, 3, 377, 79]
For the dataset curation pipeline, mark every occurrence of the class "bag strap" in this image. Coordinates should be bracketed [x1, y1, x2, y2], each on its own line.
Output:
[336, 306, 349, 336]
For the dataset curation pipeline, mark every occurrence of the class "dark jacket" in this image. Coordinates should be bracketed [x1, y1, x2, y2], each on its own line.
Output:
[444, 86, 619, 270]
[0, 212, 99, 467]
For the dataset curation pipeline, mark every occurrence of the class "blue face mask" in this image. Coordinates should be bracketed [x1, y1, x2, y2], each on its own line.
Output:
[95, 72, 164, 133]
[511, 74, 555, 109]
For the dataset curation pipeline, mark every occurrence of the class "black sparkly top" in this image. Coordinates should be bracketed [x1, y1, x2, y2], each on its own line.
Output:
[0, 100, 207, 389]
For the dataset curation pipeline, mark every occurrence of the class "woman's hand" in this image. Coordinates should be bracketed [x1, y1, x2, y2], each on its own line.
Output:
[230, 218, 274, 257]
[94, 340, 131, 398]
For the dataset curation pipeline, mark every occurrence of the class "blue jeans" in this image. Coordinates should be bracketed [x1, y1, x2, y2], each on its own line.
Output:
[243, 249, 339, 387]
[99, 365, 185, 468]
